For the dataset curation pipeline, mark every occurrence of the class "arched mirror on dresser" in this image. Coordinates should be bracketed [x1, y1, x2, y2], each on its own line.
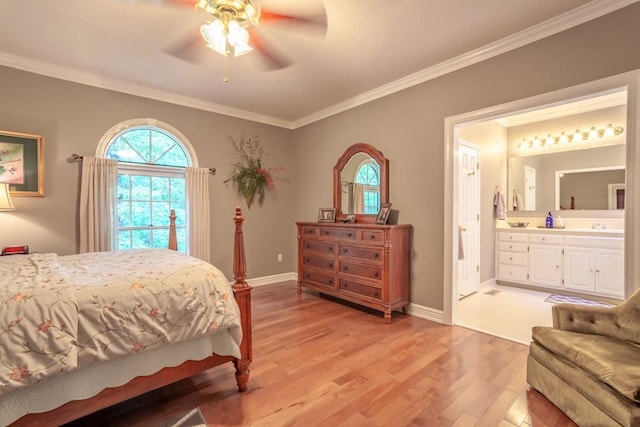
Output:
[333, 143, 389, 223]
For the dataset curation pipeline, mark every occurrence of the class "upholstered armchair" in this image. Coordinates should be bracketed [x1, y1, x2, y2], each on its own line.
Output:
[527, 289, 640, 427]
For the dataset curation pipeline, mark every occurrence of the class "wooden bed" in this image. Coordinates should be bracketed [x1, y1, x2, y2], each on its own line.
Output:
[8, 207, 252, 426]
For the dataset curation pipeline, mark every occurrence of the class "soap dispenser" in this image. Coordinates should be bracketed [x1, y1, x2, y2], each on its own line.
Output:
[556, 215, 564, 228]
[545, 211, 554, 228]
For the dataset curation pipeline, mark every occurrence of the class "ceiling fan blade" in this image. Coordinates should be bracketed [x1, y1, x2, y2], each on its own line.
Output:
[249, 29, 293, 71]
[260, 8, 328, 37]
[164, 30, 208, 64]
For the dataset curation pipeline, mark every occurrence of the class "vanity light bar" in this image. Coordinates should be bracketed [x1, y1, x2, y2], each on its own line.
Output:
[517, 124, 624, 150]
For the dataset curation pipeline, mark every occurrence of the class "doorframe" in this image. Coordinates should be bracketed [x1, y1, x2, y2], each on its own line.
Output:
[443, 70, 640, 325]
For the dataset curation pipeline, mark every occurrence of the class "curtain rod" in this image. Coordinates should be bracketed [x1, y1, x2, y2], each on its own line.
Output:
[69, 154, 216, 175]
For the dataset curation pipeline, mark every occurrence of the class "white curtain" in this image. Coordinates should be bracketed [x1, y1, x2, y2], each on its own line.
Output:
[79, 157, 118, 253]
[185, 167, 211, 262]
[353, 183, 365, 214]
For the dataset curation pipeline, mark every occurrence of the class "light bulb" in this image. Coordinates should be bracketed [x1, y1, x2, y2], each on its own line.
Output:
[588, 126, 598, 139]
[559, 132, 568, 144]
[604, 124, 615, 137]
[573, 129, 582, 142]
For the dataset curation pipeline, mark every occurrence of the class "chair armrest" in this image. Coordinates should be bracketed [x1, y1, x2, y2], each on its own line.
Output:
[552, 303, 619, 337]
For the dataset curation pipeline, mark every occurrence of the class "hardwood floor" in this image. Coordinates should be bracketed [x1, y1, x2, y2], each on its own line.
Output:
[66, 281, 575, 426]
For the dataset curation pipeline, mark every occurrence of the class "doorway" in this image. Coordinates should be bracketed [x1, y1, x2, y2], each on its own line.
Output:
[443, 71, 639, 330]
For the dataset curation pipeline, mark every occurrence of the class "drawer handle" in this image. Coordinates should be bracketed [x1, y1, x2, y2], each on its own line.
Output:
[373, 272, 378, 278]
[305, 273, 310, 278]
[343, 249, 348, 254]
[373, 253, 379, 258]
[509, 245, 513, 249]
[348, 233, 352, 237]
[325, 231, 329, 235]
[509, 257, 513, 261]
[370, 235, 375, 239]
[328, 247, 333, 252]
[343, 283, 348, 288]
[306, 244, 310, 249]
[329, 263, 334, 268]
[328, 279, 333, 284]
[343, 266, 348, 271]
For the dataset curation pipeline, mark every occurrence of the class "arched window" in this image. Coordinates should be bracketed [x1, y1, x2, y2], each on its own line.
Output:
[97, 119, 198, 253]
[355, 160, 380, 214]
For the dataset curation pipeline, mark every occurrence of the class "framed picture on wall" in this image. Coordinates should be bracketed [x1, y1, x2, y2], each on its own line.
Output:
[375, 203, 392, 225]
[318, 208, 336, 223]
[0, 130, 44, 197]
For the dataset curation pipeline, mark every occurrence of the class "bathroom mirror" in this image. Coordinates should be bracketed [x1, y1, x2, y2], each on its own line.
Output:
[508, 143, 625, 211]
[333, 143, 389, 223]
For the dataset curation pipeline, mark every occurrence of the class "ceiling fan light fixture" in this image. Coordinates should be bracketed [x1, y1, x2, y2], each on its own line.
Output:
[200, 20, 227, 54]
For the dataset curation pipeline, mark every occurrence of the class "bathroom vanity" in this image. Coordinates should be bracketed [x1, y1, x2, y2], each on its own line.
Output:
[496, 226, 624, 299]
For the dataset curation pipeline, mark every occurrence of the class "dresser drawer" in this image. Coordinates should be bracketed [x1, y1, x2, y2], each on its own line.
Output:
[360, 230, 384, 243]
[301, 269, 336, 289]
[339, 278, 382, 300]
[319, 227, 357, 240]
[498, 264, 528, 282]
[498, 232, 527, 243]
[498, 241, 527, 253]
[498, 251, 527, 266]
[339, 261, 382, 281]
[529, 234, 562, 245]
[300, 226, 317, 237]
[302, 255, 336, 271]
[339, 244, 383, 262]
[301, 240, 336, 255]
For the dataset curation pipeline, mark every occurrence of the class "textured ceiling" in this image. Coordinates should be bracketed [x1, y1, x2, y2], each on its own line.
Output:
[0, 0, 634, 128]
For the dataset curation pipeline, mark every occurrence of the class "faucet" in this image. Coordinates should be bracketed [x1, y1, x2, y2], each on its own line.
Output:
[592, 222, 607, 230]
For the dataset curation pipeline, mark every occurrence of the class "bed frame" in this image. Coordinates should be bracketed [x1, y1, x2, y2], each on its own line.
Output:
[11, 207, 252, 426]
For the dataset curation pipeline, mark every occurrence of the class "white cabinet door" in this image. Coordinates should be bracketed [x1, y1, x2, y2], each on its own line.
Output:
[529, 244, 562, 288]
[595, 249, 624, 298]
[563, 247, 595, 292]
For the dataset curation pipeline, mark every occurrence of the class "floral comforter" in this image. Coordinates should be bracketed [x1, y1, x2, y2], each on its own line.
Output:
[0, 250, 241, 398]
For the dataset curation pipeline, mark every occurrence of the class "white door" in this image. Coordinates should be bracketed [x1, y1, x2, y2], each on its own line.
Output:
[524, 166, 536, 211]
[458, 140, 480, 298]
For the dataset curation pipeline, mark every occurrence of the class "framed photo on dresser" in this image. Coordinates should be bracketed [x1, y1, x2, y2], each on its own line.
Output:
[318, 208, 336, 223]
[375, 203, 392, 225]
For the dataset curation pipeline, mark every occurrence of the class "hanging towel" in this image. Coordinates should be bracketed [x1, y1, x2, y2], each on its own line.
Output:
[458, 226, 465, 260]
[513, 191, 524, 211]
[493, 189, 507, 220]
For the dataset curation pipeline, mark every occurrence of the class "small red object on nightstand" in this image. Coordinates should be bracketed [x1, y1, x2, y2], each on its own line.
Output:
[2, 245, 29, 255]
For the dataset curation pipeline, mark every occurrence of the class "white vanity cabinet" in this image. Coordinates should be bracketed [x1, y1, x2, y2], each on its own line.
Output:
[495, 230, 625, 299]
[496, 232, 528, 283]
[528, 234, 563, 289]
[563, 236, 624, 298]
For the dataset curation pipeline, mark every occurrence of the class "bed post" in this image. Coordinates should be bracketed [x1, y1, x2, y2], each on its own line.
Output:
[232, 206, 252, 392]
[168, 209, 178, 251]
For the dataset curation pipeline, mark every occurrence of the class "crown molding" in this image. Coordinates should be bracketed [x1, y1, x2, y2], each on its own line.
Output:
[0, 0, 636, 130]
[291, 0, 639, 129]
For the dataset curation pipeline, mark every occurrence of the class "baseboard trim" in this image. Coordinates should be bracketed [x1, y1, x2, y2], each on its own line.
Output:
[232, 272, 297, 287]
[407, 302, 445, 324]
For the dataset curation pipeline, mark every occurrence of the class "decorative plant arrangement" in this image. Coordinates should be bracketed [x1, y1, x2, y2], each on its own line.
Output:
[224, 136, 284, 209]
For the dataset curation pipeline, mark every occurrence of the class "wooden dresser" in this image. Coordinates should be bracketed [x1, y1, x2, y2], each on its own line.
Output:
[296, 222, 411, 322]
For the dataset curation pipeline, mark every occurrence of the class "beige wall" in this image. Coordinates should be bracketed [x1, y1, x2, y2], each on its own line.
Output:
[291, 3, 640, 310]
[2, 3, 640, 312]
[0, 67, 295, 280]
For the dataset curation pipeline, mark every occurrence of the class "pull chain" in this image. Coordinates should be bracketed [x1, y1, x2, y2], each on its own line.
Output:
[223, 54, 229, 82]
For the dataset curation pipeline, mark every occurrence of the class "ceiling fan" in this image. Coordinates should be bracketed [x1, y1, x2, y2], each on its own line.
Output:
[122, 0, 327, 74]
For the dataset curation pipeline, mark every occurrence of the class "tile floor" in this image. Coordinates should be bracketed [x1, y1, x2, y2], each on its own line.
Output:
[456, 281, 554, 345]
